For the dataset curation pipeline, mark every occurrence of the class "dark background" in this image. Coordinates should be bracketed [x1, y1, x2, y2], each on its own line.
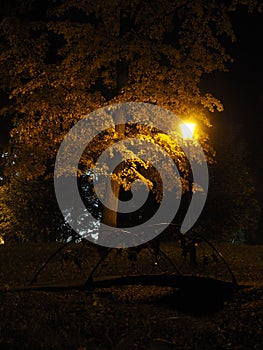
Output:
[201, 7, 263, 202]
[206, 8, 262, 155]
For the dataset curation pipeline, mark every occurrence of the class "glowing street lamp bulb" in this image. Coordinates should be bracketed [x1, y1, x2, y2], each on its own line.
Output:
[180, 122, 196, 140]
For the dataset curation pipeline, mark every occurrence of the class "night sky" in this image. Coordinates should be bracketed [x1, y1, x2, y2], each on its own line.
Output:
[202, 8, 263, 156]
[201, 7, 263, 207]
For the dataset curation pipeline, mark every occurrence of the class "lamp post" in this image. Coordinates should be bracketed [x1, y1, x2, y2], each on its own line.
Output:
[180, 122, 197, 267]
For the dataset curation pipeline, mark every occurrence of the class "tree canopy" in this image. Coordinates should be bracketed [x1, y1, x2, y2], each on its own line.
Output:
[0, 0, 261, 242]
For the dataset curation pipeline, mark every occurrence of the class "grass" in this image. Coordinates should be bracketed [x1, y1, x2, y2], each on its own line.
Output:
[0, 240, 262, 349]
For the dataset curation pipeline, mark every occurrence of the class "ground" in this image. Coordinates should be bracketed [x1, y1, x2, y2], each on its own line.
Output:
[0, 241, 262, 349]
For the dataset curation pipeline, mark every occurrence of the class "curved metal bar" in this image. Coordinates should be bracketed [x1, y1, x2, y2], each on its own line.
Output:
[29, 238, 74, 285]
[197, 235, 239, 288]
[84, 248, 112, 288]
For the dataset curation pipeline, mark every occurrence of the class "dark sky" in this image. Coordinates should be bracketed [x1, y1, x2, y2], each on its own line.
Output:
[199, 7, 263, 207]
[201, 7, 263, 151]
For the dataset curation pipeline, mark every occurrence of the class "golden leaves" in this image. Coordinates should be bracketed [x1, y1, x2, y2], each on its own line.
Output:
[0, 0, 249, 205]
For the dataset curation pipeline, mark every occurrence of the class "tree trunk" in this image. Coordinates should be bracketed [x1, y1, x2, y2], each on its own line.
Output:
[186, 141, 197, 267]
[101, 11, 130, 228]
[102, 115, 125, 227]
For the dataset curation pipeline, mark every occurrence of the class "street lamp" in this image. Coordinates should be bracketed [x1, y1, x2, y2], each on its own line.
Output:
[180, 121, 197, 266]
[180, 122, 196, 140]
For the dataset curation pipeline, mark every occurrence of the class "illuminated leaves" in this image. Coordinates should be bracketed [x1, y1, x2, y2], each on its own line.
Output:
[0, 0, 259, 238]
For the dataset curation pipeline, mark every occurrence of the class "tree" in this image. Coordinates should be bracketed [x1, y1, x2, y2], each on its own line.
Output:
[199, 122, 261, 243]
[0, 0, 260, 241]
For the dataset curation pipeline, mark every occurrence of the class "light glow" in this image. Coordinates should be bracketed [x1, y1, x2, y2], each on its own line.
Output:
[180, 122, 196, 140]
